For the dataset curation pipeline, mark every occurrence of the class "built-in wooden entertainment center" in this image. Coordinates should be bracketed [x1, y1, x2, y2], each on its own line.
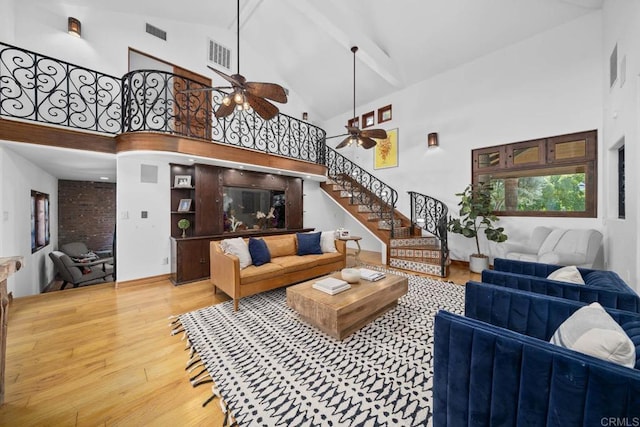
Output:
[170, 163, 308, 284]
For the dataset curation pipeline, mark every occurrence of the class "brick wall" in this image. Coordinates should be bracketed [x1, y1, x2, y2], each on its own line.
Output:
[58, 180, 116, 252]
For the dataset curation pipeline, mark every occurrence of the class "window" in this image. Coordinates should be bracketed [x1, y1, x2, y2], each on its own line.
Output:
[472, 130, 597, 217]
[618, 144, 625, 219]
[31, 190, 50, 252]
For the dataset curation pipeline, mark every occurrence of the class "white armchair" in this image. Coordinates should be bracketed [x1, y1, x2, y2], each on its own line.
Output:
[504, 227, 603, 269]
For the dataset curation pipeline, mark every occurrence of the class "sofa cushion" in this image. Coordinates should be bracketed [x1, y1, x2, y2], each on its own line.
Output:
[550, 302, 635, 368]
[297, 232, 322, 255]
[248, 237, 271, 267]
[320, 231, 337, 253]
[304, 252, 343, 267]
[271, 255, 318, 274]
[265, 235, 297, 258]
[621, 321, 640, 369]
[584, 271, 626, 291]
[547, 265, 584, 284]
[239, 263, 283, 285]
[221, 237, 252, 269]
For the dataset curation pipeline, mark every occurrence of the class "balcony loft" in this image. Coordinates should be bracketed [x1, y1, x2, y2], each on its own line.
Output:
[0, 42, 327, 178]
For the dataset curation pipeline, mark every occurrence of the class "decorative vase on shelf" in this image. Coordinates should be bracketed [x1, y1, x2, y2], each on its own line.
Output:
[178, 218, 190, 238]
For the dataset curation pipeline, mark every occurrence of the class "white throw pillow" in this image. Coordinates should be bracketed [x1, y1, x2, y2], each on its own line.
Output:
[550, 302, 636, 368]
[220, 237, 252, 269]
[547, 265, 585, 284]
[320, 231, 337, 253]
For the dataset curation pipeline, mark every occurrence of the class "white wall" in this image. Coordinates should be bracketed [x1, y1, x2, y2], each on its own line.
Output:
[116, 153, 172, 282]
[321, 11, 604, 264]
[0, 146, 58, 297]
[0, 0, 15, 42]
[602, 0, 640, 288]
[10, 0, 311, 119]
[303, 182, 382, 254]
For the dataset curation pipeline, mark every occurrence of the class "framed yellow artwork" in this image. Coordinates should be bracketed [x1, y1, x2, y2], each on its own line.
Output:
[374, 128, 398, 169]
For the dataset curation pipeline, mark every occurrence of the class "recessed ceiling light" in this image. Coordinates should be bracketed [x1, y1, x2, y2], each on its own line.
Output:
[239, 165, 245, 169]
[306, 175, 311, 179]
[99, 176, 109, 180]
[188, 158, 195, 162]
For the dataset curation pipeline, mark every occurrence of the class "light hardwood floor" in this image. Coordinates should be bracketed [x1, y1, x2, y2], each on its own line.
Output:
[0, 251, 478, 426]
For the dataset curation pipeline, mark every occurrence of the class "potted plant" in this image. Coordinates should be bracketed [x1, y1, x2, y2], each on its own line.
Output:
[178, 218, 191, 238]
[448, 182, 507, 273]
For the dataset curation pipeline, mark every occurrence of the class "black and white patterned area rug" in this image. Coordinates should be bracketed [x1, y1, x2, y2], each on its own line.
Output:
[172, 269, 465, 426]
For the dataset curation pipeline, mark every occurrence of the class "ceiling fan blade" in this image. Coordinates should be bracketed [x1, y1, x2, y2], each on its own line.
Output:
[246, 93, 279, 120]
[207, 65, 243, 87]
[325, 133, 349, 140]
[360, 137, 378, 149]
[345, 126, 360, 134]
[335, 136, 353, 149]
[214, 101, 236, 118]
[245, 82, 288, 104]
[361, 128, 387, 140]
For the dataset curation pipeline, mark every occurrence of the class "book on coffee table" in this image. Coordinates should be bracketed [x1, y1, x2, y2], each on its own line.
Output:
[312, 277, 351, 295]
[359, 268, 386, 281]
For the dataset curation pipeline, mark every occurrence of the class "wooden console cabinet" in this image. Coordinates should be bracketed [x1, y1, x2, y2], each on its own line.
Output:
[169, 163, 307, 285]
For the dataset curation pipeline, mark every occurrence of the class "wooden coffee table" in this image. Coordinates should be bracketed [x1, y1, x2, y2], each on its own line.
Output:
[286, 271, 408, 340]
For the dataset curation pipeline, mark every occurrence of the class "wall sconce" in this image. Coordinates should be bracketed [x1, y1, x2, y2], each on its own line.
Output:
[302, 112, 308, 121]
[68, 17, 81, 37]
[428, 132, 439, 148]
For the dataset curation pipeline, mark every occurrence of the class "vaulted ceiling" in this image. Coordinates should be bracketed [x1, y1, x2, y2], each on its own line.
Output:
[2, 0, 604, 181]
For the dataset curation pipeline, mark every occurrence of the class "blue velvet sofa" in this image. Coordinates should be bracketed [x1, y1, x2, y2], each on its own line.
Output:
[433, 282, 640, 426]
[480, 257, 640, 312]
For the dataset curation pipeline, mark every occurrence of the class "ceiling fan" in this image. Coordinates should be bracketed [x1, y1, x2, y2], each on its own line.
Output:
[182, 0, 288, 121]
[328, 46, 387, 150]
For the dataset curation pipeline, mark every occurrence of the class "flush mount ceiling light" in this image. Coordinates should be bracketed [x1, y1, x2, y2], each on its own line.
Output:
[326, 46, 387, 150]
[68, 17, 81, 37]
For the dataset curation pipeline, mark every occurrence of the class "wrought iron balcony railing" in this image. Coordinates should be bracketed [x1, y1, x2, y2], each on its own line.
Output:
[325, 146, 398, 236]
[0, 42, 326, 164]
[121, 70, 326, 163]
[408, 190, 449, 275]
[0, 42, 122, 133]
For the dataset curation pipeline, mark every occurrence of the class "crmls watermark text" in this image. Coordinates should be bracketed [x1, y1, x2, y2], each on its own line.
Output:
[601, 418, 640, 427]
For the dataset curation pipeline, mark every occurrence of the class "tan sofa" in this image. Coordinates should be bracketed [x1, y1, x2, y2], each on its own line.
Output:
[210, 234, 346, 311]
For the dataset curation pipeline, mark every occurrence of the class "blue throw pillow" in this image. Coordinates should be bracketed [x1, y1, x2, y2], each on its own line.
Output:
[297, 232, 322, 256]
[248, 237, 271, 266]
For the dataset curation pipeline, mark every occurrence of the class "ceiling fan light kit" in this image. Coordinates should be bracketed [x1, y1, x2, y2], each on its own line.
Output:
[327, 46, 388, 150]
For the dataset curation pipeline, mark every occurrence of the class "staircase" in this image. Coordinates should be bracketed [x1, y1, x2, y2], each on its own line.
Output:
[322, 147, 449, 277]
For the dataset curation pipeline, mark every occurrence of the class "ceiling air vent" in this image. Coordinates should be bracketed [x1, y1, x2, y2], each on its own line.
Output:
[208, 39, 231, 70]
[146, 23, 167, 41]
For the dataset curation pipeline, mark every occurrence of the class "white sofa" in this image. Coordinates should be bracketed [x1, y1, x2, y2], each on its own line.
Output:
[504, 227, 603, 269]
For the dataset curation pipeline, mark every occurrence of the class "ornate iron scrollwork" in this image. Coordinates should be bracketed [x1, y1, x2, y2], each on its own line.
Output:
[325, 146, 398, 236]
[1, 43, 326, 165]
[0, 42, 122, 134]
[408, 191, 449, 276]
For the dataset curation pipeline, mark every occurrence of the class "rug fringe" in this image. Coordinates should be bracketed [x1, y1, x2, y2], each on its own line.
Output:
[189, 367, 207, 382]
[188, 361, 204, 373]
[218, 393, 237, 426]
[191, 374, 213, 387]
[170, 326, 184, 336]
[186, 355, 201, 370]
